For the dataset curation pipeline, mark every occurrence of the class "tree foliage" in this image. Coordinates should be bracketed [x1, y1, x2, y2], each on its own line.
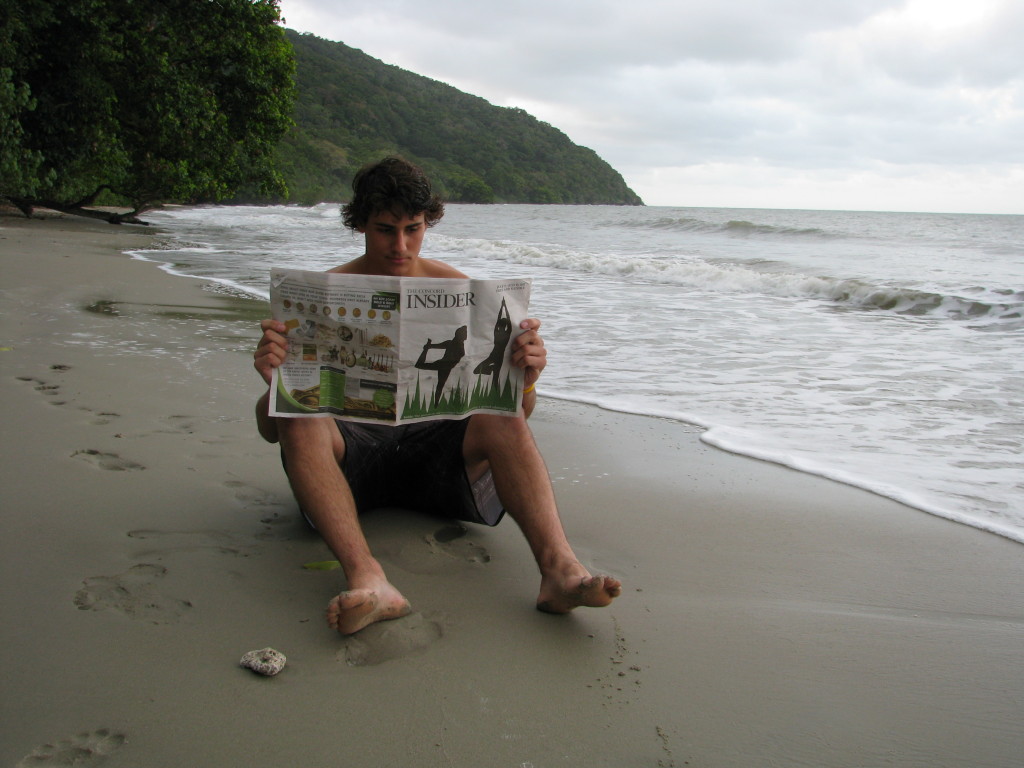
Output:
[1, 0, 295, 222]
[264, 31, 643, 206]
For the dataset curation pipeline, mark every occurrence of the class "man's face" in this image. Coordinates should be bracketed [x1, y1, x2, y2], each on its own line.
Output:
[358, 209, 427, 276]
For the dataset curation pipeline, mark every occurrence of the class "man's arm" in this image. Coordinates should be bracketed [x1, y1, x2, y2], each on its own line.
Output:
[511, 318, 547, 419]
[255, 389, 279, 443]
[254, 319, 289, 443]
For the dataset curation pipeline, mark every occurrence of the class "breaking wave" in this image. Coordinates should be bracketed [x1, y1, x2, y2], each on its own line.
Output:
[441, 236, 1024, 325]
[626, 215, 836, 239]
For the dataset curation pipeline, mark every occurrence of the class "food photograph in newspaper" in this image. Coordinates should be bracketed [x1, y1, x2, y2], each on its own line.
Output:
[268, 270, 532, 424]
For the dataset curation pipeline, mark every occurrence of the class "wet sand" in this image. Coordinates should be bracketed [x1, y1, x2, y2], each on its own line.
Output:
[2, 212, 1022, 767]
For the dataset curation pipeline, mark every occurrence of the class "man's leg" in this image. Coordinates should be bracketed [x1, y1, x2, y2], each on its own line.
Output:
[463, 414, 621, 613]
[277, 417, 410, 634]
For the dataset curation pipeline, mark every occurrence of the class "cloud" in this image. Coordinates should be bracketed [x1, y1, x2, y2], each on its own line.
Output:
[631, 161, 1024, 213]
[278, 0, 1024, 212]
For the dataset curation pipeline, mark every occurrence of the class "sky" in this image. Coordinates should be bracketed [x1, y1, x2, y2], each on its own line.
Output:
[277, 0, 1024, 214]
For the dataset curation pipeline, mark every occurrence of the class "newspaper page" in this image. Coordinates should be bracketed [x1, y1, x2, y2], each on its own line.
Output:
[268, 269, 532, 424]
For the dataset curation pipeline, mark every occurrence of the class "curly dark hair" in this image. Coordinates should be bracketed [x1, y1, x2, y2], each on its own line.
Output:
[341, 157, 445, 230]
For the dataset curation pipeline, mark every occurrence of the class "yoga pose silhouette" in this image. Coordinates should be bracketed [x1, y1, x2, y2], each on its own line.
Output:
[473, 298, 513, 392]
[415, 325, 468, 406]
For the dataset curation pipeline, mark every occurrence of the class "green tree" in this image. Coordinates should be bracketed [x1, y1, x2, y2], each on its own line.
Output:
[0, 70, 48, 199]
[1, 0, 295, 223]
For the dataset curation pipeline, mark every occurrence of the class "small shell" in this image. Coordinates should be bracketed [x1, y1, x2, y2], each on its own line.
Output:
[240, 647, 286, 676]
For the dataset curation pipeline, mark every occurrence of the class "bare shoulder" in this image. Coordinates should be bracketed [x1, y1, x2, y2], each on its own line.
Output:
[419, 258, 469, 278]
[325, 256, 468, 278]
[328, 259, 362, 274]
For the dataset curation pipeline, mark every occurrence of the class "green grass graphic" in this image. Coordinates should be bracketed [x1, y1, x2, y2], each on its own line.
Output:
[401, 373, 519, 420]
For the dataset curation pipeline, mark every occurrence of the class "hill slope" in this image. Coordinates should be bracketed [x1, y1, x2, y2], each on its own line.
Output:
[268, 31, 643, 206]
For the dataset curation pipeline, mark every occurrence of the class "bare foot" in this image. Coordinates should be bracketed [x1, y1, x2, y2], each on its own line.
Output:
[536, 567, 622, 614]
[326, 584, 411, 635]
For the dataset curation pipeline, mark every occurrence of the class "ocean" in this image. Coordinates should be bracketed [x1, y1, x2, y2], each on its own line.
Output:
[132, 203, 1024, 544]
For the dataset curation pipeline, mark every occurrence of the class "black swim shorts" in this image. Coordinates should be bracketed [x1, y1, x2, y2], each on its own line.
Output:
[339, 419, 505, 526]
[285, 418, 505, 527]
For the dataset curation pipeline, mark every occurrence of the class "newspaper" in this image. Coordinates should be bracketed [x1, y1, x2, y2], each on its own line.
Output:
[268, 269, 532, 424]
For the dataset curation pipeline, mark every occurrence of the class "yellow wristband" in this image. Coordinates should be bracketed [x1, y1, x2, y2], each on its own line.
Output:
[523, 382, 536, 394]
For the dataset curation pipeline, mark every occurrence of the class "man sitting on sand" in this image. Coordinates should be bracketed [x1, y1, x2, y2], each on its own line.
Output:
[253, 157, 621, 635]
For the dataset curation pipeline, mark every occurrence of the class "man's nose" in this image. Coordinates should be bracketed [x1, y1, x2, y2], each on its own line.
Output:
[393, 230, 406, 251]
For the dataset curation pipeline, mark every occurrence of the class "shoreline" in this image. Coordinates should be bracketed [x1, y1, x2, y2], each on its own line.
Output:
[131, 203, 1024, 547]
[542, 390, 1024, 546]
[2, 213, 1022, 767]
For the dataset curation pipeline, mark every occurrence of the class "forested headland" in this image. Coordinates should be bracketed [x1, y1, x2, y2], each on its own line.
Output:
[264, 31, 643, 206]
[1, 2, 641, 223]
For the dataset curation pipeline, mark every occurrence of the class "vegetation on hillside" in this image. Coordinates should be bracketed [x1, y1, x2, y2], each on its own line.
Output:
[258, 31, 643, 206]
[1, 0, 295, 223]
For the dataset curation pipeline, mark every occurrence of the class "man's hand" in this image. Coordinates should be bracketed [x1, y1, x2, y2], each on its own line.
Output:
[254, 319, 288, 386]
[512, 318, 547, 391]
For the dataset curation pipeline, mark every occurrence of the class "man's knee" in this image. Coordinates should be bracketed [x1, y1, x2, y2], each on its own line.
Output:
[278, 417, 346, 463]
[464, 413, 533, 461]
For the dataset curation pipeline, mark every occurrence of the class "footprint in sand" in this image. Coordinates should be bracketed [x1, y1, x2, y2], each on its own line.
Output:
[253, 511, 306, 542]
[73, 563, 192, 623]
[223, 480, 297, 540]
[378, 523, 491, 575]
[17, 367, 128, 425]
[19, 368, 125, 423]
[225, 479, 290, 511]
[589, 616, 644, 706]
[16, 728, 126, 767]
[161, 414, 196, 434]
[17, 375, 67, 406]
[339, 611, 447, 666]
[72, 449, 144, 471]
[82, 408, 121, 426]
[127, 528, 260, 558]
[424, 524, 491, 564]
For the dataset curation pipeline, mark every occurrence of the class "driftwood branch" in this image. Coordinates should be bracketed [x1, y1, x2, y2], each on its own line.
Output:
[3, 196, 152, 225]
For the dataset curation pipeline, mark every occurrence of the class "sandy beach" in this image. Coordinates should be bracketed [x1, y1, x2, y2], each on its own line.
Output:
[2, 212, 1022, 768]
